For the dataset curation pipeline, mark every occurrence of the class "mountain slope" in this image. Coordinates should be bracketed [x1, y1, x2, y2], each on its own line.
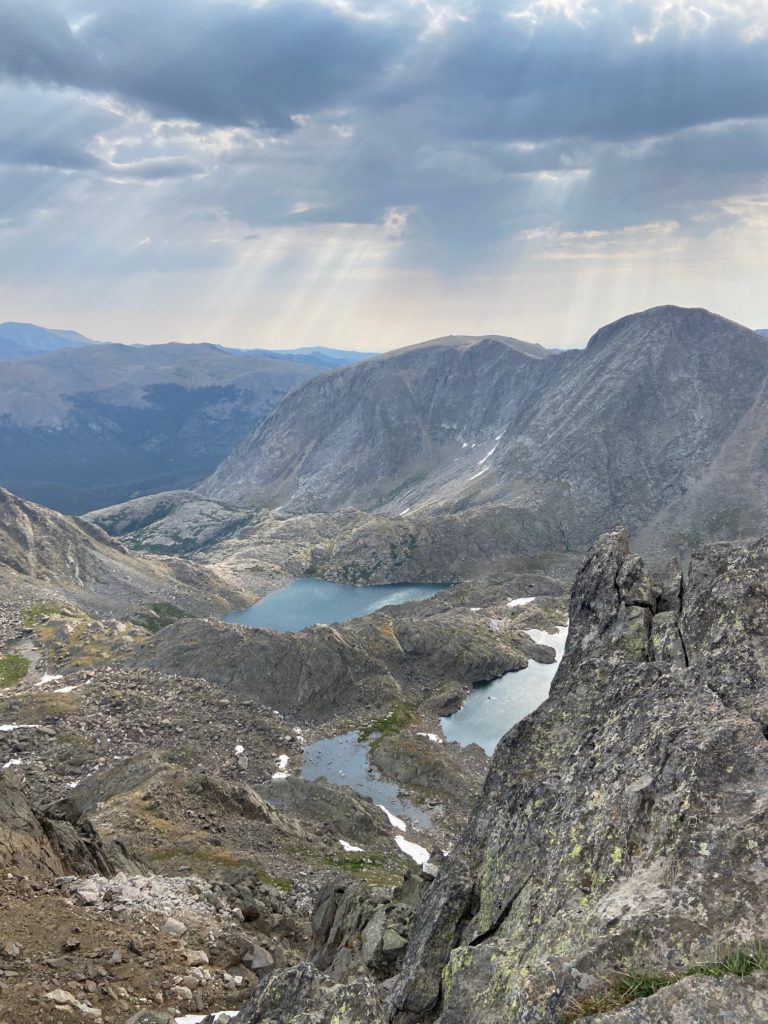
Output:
[0, 341, 319, 513]
[0, 321, 97, 360]
[0, 487, 246, 615]
[201, 334, 553, 512]
[201, 307, 768, 555]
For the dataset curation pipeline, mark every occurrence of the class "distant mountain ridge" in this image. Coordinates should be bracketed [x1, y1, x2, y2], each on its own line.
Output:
[0, 321, 97, 360]
[0, 341, 319, 513]
[0, 320, 376, 370]
[200, 307, 768, 558]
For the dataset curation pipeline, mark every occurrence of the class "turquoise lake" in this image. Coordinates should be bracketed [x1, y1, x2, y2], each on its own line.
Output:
[224, 578, 449, 633]
[440, 626, 569, 755]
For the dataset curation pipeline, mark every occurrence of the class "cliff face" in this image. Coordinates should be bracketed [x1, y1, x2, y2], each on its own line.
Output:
[388, 531, 768, 1022]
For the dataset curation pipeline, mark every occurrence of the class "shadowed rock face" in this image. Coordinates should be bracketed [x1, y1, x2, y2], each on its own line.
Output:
[0, 770, 142, 879]
[386, 530, 768, 1022]
[201, 306, 768, 559]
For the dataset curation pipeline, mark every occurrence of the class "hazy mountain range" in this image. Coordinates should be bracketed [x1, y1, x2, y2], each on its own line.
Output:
[0, 321, 375, 368]
[0, 324, 376, 512]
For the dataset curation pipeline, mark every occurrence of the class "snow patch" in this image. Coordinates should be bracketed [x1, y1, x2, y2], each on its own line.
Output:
[272, 771, 289, 780]
[507, 596, 537, 608]
[477, 442, 499, 466]
[400, 508, 411, 516]
[470, 606, 481, 612]
[378, 804, 406, 831]
[2, 757, 23, 768]
[525, 625, 569, 654]
[339, 839, 364, 853]
[395, 835, 431, 866]
[40, 673, 63, 685]
[416, 732, 443, 744]
[234, 744, 244, 756]
[176, 1012, 237, 1024]
[468, 465, 490, 481]
[276, 754, 289, 771]
[54, 685, 76, 694]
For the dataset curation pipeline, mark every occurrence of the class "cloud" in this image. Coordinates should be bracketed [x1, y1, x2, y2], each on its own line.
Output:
[0, 0, 412, 130]
[0, 0, 766, 346]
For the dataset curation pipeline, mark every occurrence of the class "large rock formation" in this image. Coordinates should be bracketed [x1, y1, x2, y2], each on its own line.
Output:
[201, 307, 768, 560]
[126, 581, 566, 722]
[0, 769, 141, 879]
[387, 531, 768, 1022]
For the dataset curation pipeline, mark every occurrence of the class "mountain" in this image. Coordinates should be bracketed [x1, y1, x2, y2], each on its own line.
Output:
[0, 487, 246, 616]
[0, 321, 97, 360]
[201, 332, 554, 512]
[0, 341, 319, 513]
[273, 345, 376, 367]
[214, 343, 377, 369]
[201, 307, 768, 558]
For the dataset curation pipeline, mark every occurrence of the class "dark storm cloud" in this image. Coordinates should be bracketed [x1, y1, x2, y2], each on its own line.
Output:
[378, 8, 768, 144]
[0, 0, 413, 131]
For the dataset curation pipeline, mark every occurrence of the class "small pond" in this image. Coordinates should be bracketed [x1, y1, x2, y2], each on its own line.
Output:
[301, 730, 432, 828]
[441, 626, 569, 755]
[224, 579, 449, 633]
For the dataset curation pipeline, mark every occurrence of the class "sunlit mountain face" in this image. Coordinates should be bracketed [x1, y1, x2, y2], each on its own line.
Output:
[0, 0, 765, 351]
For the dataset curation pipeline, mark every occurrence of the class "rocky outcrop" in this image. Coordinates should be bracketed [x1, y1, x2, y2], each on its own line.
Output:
[309, 877, 416, 980]
[261, 777, 392, 848]
[386, 530, 768, 1022]
[232, 962, 386, 1023]
[0, 769, 141, 879]
[127, 584, 567, 723]
[0, 487, 249, 616]
[84, 491, 258, 556]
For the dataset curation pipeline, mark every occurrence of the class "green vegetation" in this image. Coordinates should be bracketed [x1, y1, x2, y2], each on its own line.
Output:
[0, 654, 29, 687]
[21, 602, 61, 627]
[322, 850, 399, 885]
[561, 947, 768, 1021]
[131, 601, 190, 633]
[339, 562, 374, 584]
[358, 702, 417, 749]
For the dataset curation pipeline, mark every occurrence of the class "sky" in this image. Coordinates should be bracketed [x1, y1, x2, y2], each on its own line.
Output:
[0, 0, 766, 351]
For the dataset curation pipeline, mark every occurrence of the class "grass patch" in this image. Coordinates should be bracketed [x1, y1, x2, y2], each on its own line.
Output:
[11, 690, 81, 722]
[258, 872, 292, 892]
[0, 654, 30, 687]
[131, 602, 190, 633]
[358, 703, 417, 749]
[561, 946, 768, 1021]
[21, 602, 61, 628]
[322, 850, 400, 885]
